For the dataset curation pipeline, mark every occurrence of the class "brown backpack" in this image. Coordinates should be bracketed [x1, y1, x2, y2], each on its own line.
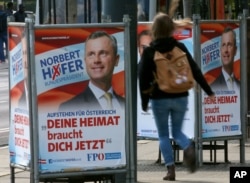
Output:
[153, 46, 195, 93]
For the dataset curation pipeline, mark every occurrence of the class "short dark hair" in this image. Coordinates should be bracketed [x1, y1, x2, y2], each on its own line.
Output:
[138, 30, 151, 42]
[19, 4, 25, 9]
[85, 31, 118, 55]
[222, 26, 237, 46]
[7, 2, 13, 8]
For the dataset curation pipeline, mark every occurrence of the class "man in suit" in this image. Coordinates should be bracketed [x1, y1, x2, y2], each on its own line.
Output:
[138, 29, 152, 58]
[137, 29, 152, 78]
[59, 31, 125, 111]
[210, 27, 240, 92]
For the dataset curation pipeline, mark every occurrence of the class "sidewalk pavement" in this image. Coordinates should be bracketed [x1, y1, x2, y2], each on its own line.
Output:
[0, 61, 8, 70]
[1, 139, 250, 183]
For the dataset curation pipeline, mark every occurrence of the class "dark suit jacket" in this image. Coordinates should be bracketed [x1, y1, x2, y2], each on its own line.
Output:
[59, 86, 125, 111]
[210, 73, 240, 91]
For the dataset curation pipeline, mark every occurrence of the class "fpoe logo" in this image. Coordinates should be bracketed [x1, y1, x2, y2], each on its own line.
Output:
[87, 152, 121, 161]
[222, 125, 239, 132]
[230, 167, 250, 183]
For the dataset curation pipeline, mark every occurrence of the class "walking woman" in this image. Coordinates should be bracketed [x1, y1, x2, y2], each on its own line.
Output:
[139, 13, 215, 181]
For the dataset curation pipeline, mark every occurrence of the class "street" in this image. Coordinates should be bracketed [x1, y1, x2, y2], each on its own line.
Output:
[0, 62, 9, 146]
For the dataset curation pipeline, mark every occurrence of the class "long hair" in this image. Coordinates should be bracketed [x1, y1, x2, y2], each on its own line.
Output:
[151, 11, 193, 41]
[151, 13, 175, 40]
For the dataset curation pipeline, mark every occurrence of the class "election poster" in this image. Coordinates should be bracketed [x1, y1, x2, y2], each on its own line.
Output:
[8, 25, 31, 167]
[34, 26, 126, 173]
[137, 23, 195, 139]
[200, 23, 241, 138]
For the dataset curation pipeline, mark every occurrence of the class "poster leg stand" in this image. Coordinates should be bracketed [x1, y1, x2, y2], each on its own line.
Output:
[240, 138, 245, 163]
[155, 147, 161, 164]
[10, 166, 15, 183]
[224, 140, 228, 163]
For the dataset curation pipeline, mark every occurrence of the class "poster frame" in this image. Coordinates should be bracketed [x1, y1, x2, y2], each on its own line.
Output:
[193, 14, 247, 164]
[9, 20, 131, 182]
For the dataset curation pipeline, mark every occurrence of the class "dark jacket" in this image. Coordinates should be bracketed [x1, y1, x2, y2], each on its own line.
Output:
[14, 10, 27, 22]
[210, 72, 240, 91]
[139, 37, 214, 111]
[59, 86, 125, 111]
[0, 11, 7, 33]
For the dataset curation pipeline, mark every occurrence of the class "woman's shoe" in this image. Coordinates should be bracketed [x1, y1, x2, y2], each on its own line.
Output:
[184, 142, 197, 173]
[163, 165, 175, 181]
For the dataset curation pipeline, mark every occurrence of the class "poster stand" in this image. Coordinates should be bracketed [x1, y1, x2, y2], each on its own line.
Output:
[8, 16, 132, 183]
[138, 11, 248, 166]
[193, 12, 247, 165]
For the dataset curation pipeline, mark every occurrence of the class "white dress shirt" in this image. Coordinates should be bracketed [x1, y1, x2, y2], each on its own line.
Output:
[88, 82, 122, 110]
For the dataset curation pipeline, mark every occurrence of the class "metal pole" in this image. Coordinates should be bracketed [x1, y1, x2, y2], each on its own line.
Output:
[10, 166, 15, 183]
[239, 9, 248, 164]
[123, 14, 136, 183]
[149, 0, 156, 21]
[102, 1, 137, 182]
[8, 14, 15, 183]
[192, 14, 202, 166]
[183, 0, 193, 18]
[27, 18, 39, 183]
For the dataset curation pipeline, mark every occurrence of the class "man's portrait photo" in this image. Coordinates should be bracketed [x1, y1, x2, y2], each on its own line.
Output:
[210, 26, 240, 92]
[59, 31, 125, 111]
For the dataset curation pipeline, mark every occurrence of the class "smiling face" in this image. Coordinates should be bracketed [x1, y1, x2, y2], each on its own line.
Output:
[220, 31, 237, 69]
[84, 35, 119, 90]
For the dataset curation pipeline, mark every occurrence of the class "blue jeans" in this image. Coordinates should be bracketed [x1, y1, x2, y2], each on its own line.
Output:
[151, 97, 191, 166]
[0, 32, 7, 61]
